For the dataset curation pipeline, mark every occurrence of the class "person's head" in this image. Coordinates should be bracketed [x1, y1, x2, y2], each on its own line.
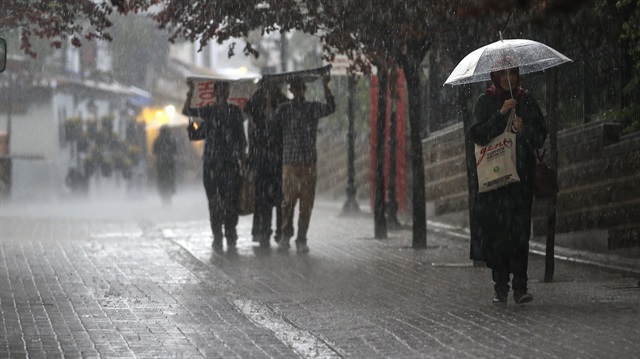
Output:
[263, 80, 279, 94]
[288, 77, 306, 99]
[490, 56, 520, 92]
[491, 67, 520, 92]
[159, 125, 171, 138]
[214, 81, 230, 101]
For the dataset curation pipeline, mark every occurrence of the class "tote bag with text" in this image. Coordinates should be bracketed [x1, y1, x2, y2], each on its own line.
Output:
[475, 110, 520, 193]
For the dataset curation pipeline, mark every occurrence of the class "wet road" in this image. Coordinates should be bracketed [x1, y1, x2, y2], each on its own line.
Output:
[1, 187, 639, 358]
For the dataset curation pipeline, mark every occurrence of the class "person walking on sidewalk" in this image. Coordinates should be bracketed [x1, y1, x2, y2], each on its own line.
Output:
[185, 81, 247, 250]
[271, 75, 335, 252]
[469, 64, 547, 304]
[244, 80, 289, 248]
[152, 125, 177, 206]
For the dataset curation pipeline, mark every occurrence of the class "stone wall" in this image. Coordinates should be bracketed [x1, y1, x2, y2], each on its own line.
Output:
[544, 121, 640, 250]
[315, 119, 640, 253]
[420, 120, 640, 252]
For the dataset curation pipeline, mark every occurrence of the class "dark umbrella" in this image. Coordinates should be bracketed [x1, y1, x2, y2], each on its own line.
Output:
[262, 65, 332, 84]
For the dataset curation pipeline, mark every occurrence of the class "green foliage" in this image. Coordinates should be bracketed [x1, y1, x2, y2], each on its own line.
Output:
[622, 117, 640, 134]
[609, 0, 640, 132]
[617, 0, 640, 92]
[618, 0, 640, 59]
[62, 115, 141, 185]
[599, 104, 639, 134]
[63, 117, 83, 142]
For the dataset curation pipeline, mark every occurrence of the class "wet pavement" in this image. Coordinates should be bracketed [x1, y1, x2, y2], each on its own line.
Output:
[1, 187, 639, 358]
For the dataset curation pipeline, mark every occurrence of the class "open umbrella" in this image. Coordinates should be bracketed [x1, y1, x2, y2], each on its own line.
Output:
[444, 35, 572, 86]
[262, 64, 332, 84]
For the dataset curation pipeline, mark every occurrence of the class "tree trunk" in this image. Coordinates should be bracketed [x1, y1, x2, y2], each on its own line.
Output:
[462, 85, 482, 262]
[544, 68, 559, 283]
[342, 75, 360, 214]
[374, 66, 388, 239]
[397, 40, 430, 248]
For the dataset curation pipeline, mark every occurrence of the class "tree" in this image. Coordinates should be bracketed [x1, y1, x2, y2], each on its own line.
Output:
[616, 0, 640, 132]
[6, 0, 637, 243]
[148, 0, 565, 245]
[0, 0, 157, 58]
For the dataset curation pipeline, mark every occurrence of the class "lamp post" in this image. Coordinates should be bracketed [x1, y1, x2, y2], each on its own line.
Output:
[0, 39, 12, 198]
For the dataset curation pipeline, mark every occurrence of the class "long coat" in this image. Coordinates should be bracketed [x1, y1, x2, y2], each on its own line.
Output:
[153, 128, 177, 196]
[469, 91, 547, 269]
[244, 88, 288, 176]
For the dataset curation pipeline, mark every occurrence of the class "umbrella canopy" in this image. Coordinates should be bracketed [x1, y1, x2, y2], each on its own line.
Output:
[444, 38, 572, 86]
[262, 64, 332, 84]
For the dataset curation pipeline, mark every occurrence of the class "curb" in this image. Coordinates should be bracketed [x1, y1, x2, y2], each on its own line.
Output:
[426, 220, 640, 277]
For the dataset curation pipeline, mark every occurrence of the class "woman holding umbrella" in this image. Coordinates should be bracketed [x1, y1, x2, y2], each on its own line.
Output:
[470, 60, 547, 304]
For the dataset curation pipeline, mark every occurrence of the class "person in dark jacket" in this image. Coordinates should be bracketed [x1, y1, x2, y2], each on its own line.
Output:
[469, 64, 547, 304]
[152, 125, 177, 205]
[185, 81, 247, 250]
[244, 80, 289, 248]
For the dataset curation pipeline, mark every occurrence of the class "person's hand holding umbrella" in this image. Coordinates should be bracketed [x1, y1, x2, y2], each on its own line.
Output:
[322, 73, 331, 87]
[499, 98, 524, 132]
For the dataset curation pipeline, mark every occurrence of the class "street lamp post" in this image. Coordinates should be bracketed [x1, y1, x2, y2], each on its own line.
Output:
[0, 47, 12, 199]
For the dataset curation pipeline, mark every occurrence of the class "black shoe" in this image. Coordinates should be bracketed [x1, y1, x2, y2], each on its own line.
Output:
[296, 242, 309, 253]
[492, 292, 508, 304]
[259, 236, 271, 248]
[514, 292, 533, 304]
[212, 238, 223, 250]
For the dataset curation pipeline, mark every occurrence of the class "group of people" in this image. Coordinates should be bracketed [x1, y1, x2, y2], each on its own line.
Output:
[182, 61, 546, 305]
[185, 75, 335, 253]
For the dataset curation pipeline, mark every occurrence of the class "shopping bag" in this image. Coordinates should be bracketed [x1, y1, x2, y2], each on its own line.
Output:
[475, 110, 520, 193]
[238, 165, 255, 215]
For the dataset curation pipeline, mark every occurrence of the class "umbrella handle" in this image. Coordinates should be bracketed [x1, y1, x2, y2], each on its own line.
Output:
[498, 31, 515, 99]
[506, 69, 514, 99]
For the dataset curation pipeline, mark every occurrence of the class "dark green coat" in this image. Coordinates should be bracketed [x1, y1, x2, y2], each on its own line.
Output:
[469, 91, 547, 268]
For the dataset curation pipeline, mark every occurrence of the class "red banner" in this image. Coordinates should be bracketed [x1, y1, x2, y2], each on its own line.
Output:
[182, 77, 255, 115]
[369, 71, 407, 214]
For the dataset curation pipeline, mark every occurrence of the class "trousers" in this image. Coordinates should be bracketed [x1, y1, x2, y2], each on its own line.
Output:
[203, 163, 240, 242]
[280, 164, 316, 243]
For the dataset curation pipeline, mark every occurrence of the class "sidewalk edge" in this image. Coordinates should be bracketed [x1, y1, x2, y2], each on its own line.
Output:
[426, 220, 640, 276]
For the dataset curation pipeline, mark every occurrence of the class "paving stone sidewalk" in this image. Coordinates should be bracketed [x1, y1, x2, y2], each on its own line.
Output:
[1, 190, 639, 358]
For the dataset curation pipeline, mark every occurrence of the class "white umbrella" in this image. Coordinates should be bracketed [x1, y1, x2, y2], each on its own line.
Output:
[444, 36, 572, 86]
